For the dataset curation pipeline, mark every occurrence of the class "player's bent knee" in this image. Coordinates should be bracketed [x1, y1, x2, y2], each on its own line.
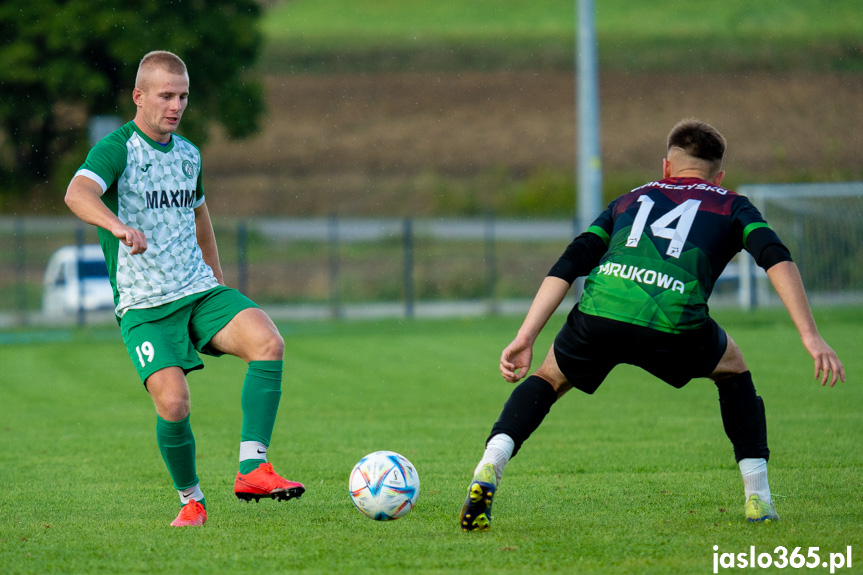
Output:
[259, 332, 285, 361]
[145, 367, 191, 420]
[533, 368, 570, 397]
[151, 393, 190, 421]
[227, 308, 284, 361]
[534, 352, 570, 397]
[710, 335, 748, 379]
[245, 324, 284, 361]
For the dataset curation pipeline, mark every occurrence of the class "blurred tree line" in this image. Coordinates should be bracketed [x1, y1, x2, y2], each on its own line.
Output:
[0, 0, 264, 207]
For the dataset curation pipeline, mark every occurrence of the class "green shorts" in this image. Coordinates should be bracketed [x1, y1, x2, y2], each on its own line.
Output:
[119, 286, 259, 384]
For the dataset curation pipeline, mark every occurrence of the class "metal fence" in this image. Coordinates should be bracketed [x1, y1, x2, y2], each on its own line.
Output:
[0, 212, 796, 328]
[0, 215, 587, 326]
[738, 183, 863, 308]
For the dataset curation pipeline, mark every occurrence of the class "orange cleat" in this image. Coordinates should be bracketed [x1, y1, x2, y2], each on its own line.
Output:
[234, 462, 305, 502]
[170, 499, 207, 527]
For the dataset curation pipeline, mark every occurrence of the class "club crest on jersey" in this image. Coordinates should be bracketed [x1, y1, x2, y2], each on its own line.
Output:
[182, 160, 195, 179]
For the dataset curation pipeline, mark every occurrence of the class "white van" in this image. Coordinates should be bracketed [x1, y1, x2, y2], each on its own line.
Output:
[42, 244, 114, 316]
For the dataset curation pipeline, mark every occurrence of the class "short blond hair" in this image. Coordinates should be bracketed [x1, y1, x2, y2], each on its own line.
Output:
[135, 51, 188, 89]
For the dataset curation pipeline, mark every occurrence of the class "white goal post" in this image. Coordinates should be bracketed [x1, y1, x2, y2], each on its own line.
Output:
[735, 182, 863, 309]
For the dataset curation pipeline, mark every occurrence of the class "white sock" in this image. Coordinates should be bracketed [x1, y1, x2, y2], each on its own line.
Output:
[739, 458, 771, 505]
[178, 483, 204, 505]
[239, 440, 268, 463]
[474, 434, 515, 484]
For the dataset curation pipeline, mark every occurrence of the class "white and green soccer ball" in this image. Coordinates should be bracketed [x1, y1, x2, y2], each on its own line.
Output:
[349, 451, 420, 520]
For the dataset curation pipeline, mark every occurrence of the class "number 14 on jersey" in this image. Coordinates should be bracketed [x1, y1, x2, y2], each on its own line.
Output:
[626, 195, 702, 259]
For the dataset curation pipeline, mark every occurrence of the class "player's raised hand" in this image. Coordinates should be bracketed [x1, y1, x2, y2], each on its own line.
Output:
[802, 333, 845, 387]
[113, 224, 148, 255]
[500, 335, 533, 383]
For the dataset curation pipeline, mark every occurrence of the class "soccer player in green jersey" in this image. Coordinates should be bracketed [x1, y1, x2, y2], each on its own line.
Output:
[65, 51, 304, 527]
[459, 119, 845, 530]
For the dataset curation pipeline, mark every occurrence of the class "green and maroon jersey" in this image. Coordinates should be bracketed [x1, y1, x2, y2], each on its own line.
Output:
[578, 177, 773, 333]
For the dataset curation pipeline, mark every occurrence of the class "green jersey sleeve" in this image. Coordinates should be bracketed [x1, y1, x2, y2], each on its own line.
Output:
[75, 125, 131, 192]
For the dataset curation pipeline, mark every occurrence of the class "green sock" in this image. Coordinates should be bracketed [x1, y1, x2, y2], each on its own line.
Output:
[239, 360, 283, 474]
[156, 414, 198, 491]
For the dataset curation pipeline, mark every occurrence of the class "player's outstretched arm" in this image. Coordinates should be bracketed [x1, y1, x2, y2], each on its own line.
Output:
[766, 261, 846, 386]
[500, 276, 570, 383]
[65, 176, 147, 254]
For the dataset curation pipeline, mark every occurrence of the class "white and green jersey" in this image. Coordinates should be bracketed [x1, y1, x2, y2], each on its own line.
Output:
[75, 121, 219, 317]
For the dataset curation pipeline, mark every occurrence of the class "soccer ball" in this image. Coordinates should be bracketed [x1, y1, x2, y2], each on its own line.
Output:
[349, 451, 420, 520]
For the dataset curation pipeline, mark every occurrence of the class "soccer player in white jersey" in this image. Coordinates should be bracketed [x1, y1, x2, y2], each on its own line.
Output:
[65, 51, 304, 527]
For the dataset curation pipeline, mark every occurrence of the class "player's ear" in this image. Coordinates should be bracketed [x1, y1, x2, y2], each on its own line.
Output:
[662, 158, 672, 178]
[712, 170, 725, 186]
[132, 87, 144, 107]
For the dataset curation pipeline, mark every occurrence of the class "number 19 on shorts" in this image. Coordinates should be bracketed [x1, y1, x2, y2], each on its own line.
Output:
[136, 341, 155, 367]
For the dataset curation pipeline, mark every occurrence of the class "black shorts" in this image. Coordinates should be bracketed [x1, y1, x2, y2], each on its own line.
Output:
[553, 306, 727, 394]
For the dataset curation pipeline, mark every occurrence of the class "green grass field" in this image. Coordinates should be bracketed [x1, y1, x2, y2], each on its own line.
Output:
[1, 308, 860, 574]
[260, 0, 863, 72]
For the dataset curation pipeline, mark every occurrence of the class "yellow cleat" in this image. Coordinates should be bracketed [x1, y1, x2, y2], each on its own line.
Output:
[744, 494, 779, 522]
[459, 463, 497, 531]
